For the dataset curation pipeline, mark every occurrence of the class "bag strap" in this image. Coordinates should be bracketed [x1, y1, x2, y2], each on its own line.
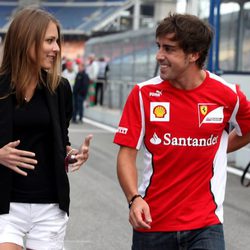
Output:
[241, 161, 250, 187]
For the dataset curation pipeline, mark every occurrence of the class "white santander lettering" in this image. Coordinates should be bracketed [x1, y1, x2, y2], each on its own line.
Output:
[163, 133, 218, 146]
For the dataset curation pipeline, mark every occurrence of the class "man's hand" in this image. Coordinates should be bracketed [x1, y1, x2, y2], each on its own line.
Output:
[129, 197, 152, 229]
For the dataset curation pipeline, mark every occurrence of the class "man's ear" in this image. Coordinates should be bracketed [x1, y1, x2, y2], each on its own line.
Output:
[189, 52, 200, 63]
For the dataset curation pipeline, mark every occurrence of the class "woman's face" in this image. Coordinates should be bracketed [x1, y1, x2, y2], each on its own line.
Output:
[30, 21, 60, 70]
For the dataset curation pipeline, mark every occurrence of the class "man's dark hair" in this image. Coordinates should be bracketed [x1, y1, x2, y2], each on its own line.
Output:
[156, 13, 214, 68]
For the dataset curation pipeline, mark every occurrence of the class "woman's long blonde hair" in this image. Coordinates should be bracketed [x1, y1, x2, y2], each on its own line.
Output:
[0, 7, 62, 103]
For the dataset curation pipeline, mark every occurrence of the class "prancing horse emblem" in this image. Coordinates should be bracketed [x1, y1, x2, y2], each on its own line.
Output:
[200, 105, 208, 115]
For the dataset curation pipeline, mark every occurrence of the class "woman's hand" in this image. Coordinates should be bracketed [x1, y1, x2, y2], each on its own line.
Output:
[66, 134, 93, 172]
[0, 140, 37, 176]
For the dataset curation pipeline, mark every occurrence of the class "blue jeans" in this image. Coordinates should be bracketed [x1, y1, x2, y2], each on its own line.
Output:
[73, 94, 84, 121]
[132, 224, 225, 250]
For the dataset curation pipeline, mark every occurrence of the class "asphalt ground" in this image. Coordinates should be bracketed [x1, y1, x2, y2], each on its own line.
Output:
[64, 120, 250, 250]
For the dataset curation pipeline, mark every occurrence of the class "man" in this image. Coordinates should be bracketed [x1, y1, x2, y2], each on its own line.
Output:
[62, 60, 77, 89]
[95, 56, 110, 106]
[72, 61, 90, 123]
[86, 54, 99, 106]
[113, 13, 250, 250]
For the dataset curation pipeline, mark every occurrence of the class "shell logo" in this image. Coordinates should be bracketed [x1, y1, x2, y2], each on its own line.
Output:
[153, 105, 167, 118]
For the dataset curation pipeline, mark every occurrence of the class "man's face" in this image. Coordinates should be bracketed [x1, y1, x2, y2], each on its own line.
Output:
[156, 33, 193, 82]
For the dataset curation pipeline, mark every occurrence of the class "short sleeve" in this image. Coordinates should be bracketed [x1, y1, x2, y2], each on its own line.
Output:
[113, 85, 144, 149]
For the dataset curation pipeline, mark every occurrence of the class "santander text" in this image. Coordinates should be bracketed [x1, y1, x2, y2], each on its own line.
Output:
[163, 133, 219, 147]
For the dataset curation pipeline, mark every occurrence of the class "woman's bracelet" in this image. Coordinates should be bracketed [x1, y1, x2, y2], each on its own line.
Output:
[66, 148, 75, 157]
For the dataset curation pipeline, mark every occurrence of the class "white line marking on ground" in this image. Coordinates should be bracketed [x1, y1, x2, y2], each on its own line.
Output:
[69, 128, 112, 133]
[83, 118, 117, 133]
[227, 165, 250, 178]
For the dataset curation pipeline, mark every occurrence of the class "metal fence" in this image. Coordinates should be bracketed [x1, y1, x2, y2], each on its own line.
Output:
[85, 27, 157, 109]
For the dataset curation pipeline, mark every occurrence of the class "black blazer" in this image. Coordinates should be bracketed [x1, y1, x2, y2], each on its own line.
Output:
[0, 73, 73, 215]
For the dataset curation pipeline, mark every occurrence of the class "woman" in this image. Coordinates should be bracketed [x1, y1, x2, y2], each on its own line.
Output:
[0, 7, 92, 250]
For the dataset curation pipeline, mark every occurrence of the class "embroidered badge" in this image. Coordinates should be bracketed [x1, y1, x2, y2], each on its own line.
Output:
[150, 102, 170, 122]
[198, 103, 224, 127]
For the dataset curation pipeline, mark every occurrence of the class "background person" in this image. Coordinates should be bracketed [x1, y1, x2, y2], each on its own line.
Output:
[72, 61, 90, 123]
[86, 54, 99, 106]
[0, 7, 92, 250]
[95, 56, 110, 106]
[114, 13, 250, 250]
[62, 60, 77, 90]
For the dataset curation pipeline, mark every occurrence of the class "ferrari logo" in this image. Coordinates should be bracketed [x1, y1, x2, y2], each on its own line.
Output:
[198, 103, 224, 127]
[200, 105, 208, 115]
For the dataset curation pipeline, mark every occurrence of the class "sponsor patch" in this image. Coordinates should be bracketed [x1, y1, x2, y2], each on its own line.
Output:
[149, 132, 219, 147]
[117, 126, 128, 134]
[150, 102, 170, 122]
[150, 132, 162, 145]
[149, 90, 162, 97]
[198, 103, 224, 127]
